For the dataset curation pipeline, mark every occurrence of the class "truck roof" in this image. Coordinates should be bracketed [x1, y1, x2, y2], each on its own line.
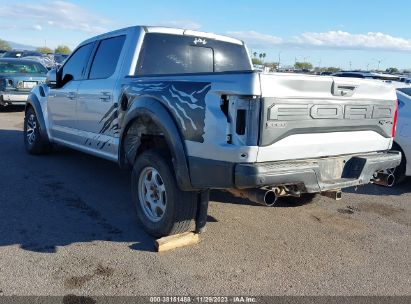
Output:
[79, 25, 244, 47]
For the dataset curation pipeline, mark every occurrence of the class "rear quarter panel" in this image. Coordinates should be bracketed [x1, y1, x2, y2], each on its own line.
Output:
[120, 72, 262, 163]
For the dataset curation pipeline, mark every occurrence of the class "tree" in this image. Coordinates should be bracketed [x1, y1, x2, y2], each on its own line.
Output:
[325, 67, 341, 73]
[257, 52, 266, 63]
[252, 52, 257, 58]
[251, 58, 263, 65]
[265, 62, 279, 71]
[294, 61, 313, 70]
[386, 67, 399, 74]
[0, 39, 12, 51]
[36, 47, 53, 54]
[54, 45, 71, 54]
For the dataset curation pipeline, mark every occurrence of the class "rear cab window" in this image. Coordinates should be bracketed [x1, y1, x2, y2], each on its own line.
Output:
[135, 33, 251, 75]
[88, 35, 126, 79]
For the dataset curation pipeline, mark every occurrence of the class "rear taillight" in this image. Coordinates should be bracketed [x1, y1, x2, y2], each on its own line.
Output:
[392, 100, 398, 138]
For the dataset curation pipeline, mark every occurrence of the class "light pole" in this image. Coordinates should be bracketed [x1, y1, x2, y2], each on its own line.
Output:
[372, 58, 384, 71]
[278, 51, 281, 71]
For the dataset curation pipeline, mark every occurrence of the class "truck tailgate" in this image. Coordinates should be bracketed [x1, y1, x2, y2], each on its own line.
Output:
[257, 73, 396, 162]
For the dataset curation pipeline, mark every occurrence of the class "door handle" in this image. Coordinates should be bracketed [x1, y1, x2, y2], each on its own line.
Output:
[67, 92, 76, 100]
[99, 91, 111, 102]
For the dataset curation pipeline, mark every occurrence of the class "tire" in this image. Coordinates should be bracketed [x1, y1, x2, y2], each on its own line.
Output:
[24, 107, 51, 154]
[131, 149, 197, 237]
[392, 143, 407, 185]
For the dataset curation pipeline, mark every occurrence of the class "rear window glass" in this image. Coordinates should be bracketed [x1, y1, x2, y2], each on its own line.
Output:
[135, 33, 251, 75]
[0, 60, 48, 74]
[398, 87, 411, 97]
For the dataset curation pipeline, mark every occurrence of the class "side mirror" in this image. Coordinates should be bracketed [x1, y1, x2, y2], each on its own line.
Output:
[46, 69, 57, 88]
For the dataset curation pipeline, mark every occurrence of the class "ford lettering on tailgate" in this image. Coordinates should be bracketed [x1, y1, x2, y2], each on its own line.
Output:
[268, 104, 394, 121]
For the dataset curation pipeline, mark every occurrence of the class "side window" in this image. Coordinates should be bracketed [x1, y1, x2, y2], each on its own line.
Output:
[89, 35, 126, 79]
[60, 43, 93, 84]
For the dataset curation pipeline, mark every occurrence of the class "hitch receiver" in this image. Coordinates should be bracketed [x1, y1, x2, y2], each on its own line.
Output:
[321, 190, 342, 200]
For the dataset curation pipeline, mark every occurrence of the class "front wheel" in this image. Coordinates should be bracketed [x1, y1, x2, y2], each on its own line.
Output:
[24, 107, 51, 154]
[131, 150, 197, 237]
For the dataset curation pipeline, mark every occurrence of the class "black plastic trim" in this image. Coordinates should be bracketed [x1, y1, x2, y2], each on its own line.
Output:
[25, 93, 49, 141]
[188, 157, 235, 189]
[119, 97, 193, 191]
[235, 151, 401, 192]
[125, 70, 256, 78]
[176, 152, 402, 192]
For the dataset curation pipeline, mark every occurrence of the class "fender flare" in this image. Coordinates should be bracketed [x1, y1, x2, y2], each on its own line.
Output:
[118, 97, 193, 191]
[25, 93, 49, 141]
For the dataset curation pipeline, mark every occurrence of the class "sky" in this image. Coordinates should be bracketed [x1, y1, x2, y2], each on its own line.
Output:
[0, 0, 411, 70]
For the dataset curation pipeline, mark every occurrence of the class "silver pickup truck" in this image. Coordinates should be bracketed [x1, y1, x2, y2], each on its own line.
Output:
[24, 26, 401, 237]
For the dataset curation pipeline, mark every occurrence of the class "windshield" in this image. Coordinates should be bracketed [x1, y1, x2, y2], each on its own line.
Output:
[0, 61, 48, 74]
[136, 33, 251, 75]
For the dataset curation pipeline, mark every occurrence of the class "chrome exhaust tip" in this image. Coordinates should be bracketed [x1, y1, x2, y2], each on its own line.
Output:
[372, 172, 395, 187]
[262, 190, 278, 207]
[226, 189, 278, 207]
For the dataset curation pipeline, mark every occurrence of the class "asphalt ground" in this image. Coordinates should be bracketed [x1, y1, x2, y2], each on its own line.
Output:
[0, 107, 410, 297]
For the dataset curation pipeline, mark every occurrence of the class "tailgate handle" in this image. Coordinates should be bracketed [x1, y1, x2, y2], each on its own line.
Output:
[332, 83, 357, 97]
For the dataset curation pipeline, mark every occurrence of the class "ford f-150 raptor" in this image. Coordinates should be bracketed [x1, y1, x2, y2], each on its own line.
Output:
[24, 26, 401, 237]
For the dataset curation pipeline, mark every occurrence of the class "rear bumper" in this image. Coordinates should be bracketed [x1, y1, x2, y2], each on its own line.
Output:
[1, 92, 29, 105]
[234, 151, 401, 192]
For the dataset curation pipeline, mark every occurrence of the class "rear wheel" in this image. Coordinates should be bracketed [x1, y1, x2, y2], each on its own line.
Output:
[24, 107, 51, 154]
[131, 150, 197, 237]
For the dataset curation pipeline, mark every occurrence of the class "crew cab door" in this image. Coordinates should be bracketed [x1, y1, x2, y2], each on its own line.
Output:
[47, 42, 94, 142]
[76, 35, 126, 157]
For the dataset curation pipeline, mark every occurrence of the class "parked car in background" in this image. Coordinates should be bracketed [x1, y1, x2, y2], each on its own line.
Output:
[0, 58, 48, 107]
[0, 50, 7, 57]
[2, 50, 44, 59]
[332, 71, 376, 79]
[398, 76, 411, 86]
[52, 53, 69, 64]
[23, 56, 55, 70]
[45, 53, 69, 69]
[392, 85, 411, 184]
